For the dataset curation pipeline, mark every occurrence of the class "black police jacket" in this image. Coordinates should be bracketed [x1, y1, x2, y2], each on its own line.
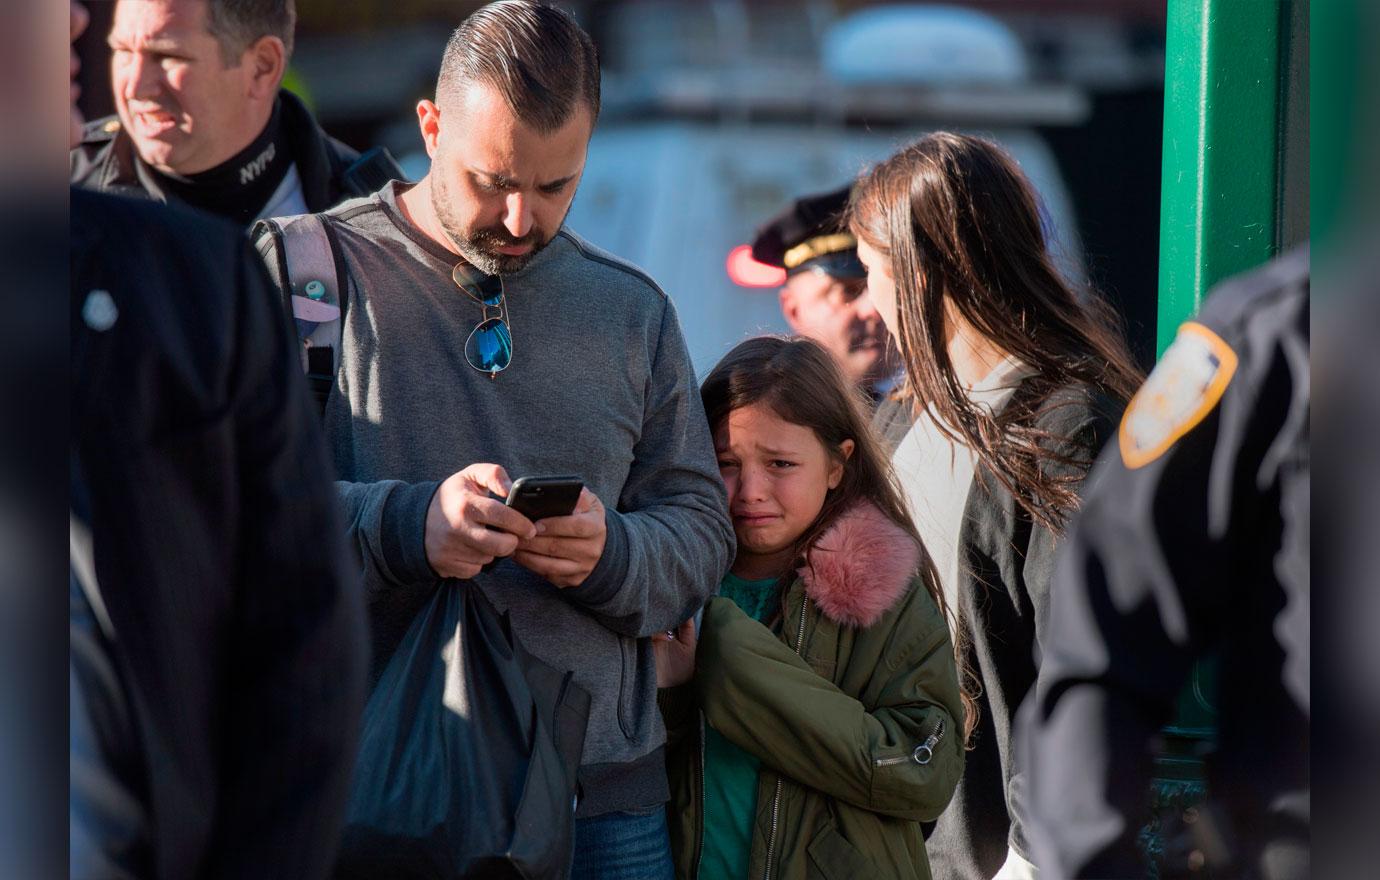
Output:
[1020, 248, 1310, 880]
[69, 89, 360, 218]
[71, 188, 368, 880]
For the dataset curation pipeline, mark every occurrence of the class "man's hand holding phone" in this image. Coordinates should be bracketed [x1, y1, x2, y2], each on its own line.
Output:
[513, 488, 607, 588]
[424, 464, 536, 580]
[425, 468, 605, 586]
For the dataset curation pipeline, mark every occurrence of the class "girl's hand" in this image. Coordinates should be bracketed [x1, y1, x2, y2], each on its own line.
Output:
[652, 618, 697, 688]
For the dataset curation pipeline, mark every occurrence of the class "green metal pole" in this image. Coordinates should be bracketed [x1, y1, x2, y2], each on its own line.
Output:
[1157, 0, 1285, 350]
[1145, 3, 1294, 876]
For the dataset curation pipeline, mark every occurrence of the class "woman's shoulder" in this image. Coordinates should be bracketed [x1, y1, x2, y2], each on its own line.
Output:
[1024, 379, 1125, 449]
[961, 380, 1125, 527]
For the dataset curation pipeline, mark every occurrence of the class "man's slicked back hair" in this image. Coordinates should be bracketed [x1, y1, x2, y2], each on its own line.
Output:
[205, 0, 296, 66]
[436, 1, 600, 132]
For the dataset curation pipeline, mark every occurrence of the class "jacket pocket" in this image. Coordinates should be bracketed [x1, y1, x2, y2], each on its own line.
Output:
[616, 635, 637, 739]
[806, 823, 882, 880]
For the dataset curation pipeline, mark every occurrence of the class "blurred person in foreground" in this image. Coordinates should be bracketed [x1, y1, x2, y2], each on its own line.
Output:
[71, 0, 387, 225]
[1019, 248, 1310, 879]
[752, 185, 901, 404]
[850, 132, 1143, 880]
[69, 3, 368, 876]
[1, 5, 74, 877]
[1313, 2, 1380, 873]
[254, 2, 732, 875]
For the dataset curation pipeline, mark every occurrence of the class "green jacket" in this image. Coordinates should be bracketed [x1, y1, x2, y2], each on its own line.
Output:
[662, 503, 965, 880]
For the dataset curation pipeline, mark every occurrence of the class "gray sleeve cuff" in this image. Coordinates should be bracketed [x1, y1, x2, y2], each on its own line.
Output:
[564, 506, 630, 608]
[381, 479, 442, 584]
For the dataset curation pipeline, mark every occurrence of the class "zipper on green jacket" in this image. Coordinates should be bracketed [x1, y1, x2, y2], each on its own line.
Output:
[762, 596, 809, 880]
[874, 716, 947, 767]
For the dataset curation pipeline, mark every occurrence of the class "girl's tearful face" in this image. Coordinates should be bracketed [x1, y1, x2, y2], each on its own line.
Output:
[714, 403, 849, 579]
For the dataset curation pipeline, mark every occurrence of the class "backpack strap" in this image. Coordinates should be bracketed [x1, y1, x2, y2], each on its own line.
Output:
[252, 213, 348, 416]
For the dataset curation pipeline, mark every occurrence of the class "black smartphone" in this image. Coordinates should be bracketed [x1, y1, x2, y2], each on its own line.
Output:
[506, 475, 583, 520]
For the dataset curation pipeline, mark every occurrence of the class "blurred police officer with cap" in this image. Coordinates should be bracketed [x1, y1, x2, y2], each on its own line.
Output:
[752, 185, 900, 401]
[71, 0, 398, 226]
[1019, 247, 1310, 880]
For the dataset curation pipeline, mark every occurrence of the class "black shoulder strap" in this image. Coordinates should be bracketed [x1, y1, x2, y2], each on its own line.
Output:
[251, 213, 348, 417]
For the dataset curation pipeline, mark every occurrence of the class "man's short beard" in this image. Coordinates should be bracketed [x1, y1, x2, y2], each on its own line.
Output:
[431, 174, 553, 276]
[464, 226, 549, 275]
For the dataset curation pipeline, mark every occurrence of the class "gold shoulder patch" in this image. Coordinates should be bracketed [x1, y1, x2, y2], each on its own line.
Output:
[1119, 322, 1237, 469]
[102, 119, 121, 134]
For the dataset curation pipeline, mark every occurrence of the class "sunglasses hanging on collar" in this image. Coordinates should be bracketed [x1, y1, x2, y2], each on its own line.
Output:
[452, 263, 513, 378]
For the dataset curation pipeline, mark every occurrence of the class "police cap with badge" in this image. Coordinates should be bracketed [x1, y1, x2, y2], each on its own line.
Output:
[750, 185, 866, 281]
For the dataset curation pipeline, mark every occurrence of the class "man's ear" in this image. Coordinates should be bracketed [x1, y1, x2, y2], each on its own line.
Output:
[417, 100, 442, 159]
[244, 36, 286, 100]
[779, 285, 803, 332]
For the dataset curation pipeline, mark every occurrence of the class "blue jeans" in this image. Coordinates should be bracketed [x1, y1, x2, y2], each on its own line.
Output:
[571, 806, 674, 880]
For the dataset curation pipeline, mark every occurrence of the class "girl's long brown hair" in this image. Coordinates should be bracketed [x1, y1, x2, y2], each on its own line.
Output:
[850, 132, 1143, 532]
[701, 335, 978, 740]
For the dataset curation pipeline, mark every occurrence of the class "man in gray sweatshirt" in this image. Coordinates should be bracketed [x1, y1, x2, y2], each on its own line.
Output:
[257, 3, 733, 875]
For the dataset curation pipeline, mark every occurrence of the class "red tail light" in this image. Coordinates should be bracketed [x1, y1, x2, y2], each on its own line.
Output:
[726, 244, 786, 288]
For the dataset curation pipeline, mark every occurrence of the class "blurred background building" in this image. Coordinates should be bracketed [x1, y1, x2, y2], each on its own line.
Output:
[76, 0, 1167, 372]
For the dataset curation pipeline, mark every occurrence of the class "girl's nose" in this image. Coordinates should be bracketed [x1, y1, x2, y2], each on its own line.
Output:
[736, 465, 768, 501]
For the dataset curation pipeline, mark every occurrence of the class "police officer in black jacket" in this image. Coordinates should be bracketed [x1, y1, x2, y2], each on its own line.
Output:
[70, 0, 397, 226]
[1019, 248, 1310, 880]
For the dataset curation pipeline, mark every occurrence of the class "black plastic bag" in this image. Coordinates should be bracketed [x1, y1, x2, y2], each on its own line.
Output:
[337, 583, 591, 879]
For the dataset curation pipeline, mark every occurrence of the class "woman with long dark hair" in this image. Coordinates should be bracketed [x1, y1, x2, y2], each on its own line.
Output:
[849, 132, 1142, 879]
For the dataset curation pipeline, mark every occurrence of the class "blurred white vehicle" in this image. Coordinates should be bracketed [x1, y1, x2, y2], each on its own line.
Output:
[567, 124, 1081, 374]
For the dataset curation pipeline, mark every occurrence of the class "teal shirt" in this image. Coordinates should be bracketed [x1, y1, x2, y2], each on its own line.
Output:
[700, 572, 780, 879]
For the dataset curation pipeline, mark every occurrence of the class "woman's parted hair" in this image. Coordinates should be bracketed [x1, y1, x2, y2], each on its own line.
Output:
[436, 0, 600, 132]
[701, 336, 979, 741]
[849, 132, 1143, 532]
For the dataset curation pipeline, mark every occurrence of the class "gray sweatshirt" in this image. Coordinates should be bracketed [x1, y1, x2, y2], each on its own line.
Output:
[261, 182, 734, 817]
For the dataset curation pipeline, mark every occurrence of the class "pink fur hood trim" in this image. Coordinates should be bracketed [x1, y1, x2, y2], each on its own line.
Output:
[796, 502, 920, 629]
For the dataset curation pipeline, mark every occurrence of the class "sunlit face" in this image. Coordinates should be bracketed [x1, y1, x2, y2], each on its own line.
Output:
[780, 269, 898, 387]
[855, 238, 900, 338]
[715, 403, 852, 579]
[422, 83, 591, 275]
[109, 0, 260, 174]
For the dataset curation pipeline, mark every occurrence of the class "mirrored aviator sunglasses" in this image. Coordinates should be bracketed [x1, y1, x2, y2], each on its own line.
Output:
[452, 262, 513, 377]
